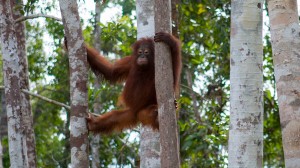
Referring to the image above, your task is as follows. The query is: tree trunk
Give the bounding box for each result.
[0,140,2,168]
[0,0,27,167]
[10,1,37,167]
[0,90,5,168]
[154,0,180,167]
[171,0,180,38]
[268,0,300,167]
[185,69,201,123]
[0,89,4,168]
[90,131,100,168]
[0,90,7,139]
[93,1,102,52]
[90,1,102,168]
[136,0,161,167]
[59,0,89,167]
[228,0,263,167]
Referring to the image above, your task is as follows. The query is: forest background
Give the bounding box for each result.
[0,0,297,167]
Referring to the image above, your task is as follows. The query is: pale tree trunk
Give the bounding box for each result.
[136,1,161,168]
[59,0,89,167]
[154,0,180,167]
[90,82,101,168]
[171,0,180,38]
[0,91,7,142]
[0,0,27,167]
[93,1,102,53]
[0,140,2,168]
[268,0,300,167]
[90,1,102,168]
[185,69,201,123]
[0,91,5,168]
[229,0,263,167]
[10,1,37,167]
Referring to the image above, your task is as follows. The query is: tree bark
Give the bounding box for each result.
[10,1,37,167]
[0,0,27,167]
[154,0,180,167]
[136,0,161,167]
[0,90,6,168]
[185,69,201,123]
[59,0,89,167]
[90,1,102,168]
[268,0,300,167]
[93,0,102,52]
[0,140,2,168]
[171,0,180,38]
[0,90,7,139]
[229,0,263,167]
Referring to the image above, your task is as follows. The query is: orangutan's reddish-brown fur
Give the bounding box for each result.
[86,32,181,134]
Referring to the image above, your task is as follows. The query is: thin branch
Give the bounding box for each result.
[0,86,100,116]
[21,89,70,110]
[14,14,62,23]
[180,83,203,99]
[0,86,69,109]
[117,136,138,166]
[180,83,198,94]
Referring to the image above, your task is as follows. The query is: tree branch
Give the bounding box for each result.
[14,14,62,23]
[0,86,69,109]
[21,89,70,110]
[0,86,101,116]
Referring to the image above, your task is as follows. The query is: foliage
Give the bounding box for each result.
[263,34,284,167]
[26,22,47,81]
[178,0,230,167]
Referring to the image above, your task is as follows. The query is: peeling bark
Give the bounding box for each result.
[268,0,300,167]
[59,0,89,167]
[154,0,180,167]
[136,0,161,167]
[229,0,263,167]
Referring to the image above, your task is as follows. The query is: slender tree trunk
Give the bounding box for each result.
[185,69,201,123]
[0,90,7,140]
[10,1,37,167]
[229,0,263,167]
[268,0,300,167]
[0,0,27,167]
[171,0,180,38]
[90,123,100,168]
[136,1,161,167]
[59,0,89,167]
[0,140,2,168]
[0,92,2,168]
[90,1,102,168]
[154,0,180,167]
[0,90,5,168]
[0,90,6,168]
[93,1,102,52]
